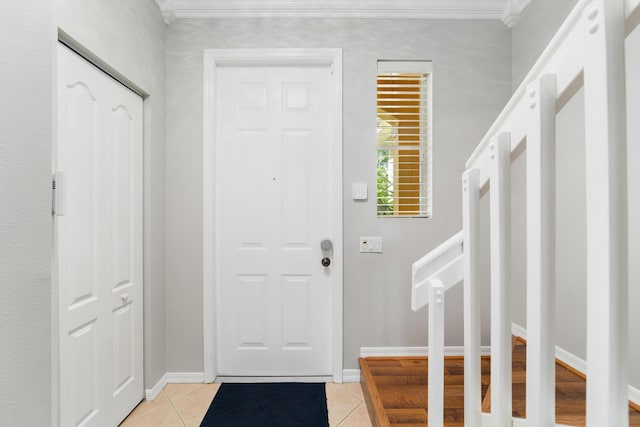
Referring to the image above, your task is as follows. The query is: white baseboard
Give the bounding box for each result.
[555,347,587,375]
[166,372,205,383]
[342,369,361,383]
[630,385,640,407]
[511,322,527,340]
[145,373,168,401]
[360,346,491,358]
[144,372,205,401]
[511,323,640,407]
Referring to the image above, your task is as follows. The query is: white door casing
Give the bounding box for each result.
[203,49,343,381]
[56,43,143,426]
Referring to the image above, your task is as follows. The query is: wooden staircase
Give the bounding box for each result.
[359,337,640,427]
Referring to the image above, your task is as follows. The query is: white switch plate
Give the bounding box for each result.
[360,236,382,253]
[352,183,368,200]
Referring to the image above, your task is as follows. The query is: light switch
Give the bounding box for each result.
[352,183,368,200]
[360,236,382,253]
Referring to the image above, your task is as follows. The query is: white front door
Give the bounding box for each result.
[56,43,143,426]
[214,62,338,376]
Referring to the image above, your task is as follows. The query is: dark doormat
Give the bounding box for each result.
[200,382,329,426]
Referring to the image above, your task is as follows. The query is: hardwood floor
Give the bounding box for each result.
[359,338,640,426]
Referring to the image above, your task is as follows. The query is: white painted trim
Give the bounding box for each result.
[555,347,587,375]
[502,0,533,27]
[216,376,332,383]
[630,385,640,407]
[203,48,344,383]
[511,322,527,339]
[360,346,491,358]
[154,0,529,25]
[342,369,361,383]
[628,0,640,19]
[144,373,168,401]
[166,372,205,383]
[144,372,205,402]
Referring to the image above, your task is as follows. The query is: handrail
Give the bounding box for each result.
[411,230,463,311]
[410,230,464,426]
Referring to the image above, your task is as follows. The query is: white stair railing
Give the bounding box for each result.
[411,230,464,426]
[412,0,637,425]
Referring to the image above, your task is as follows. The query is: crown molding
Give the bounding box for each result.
[155,0,533,26]
[502,0,533,27]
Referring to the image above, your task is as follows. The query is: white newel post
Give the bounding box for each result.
[428,279,445,426]
[525,74,557,426]
[463,168,482,426]
[583,0,629,425]
[489,133,512,427]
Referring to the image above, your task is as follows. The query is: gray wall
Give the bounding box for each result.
[511,0,579,90]
[164,18,511,371]
[0,2,54,425]
[57,0,168,388]
[554,89,587,359]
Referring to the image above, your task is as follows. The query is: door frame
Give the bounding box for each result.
[202,48,343,383]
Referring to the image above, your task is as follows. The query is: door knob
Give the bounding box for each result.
[321,257,331,267]
[321,239,333,251]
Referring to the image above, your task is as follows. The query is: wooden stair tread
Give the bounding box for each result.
[360,337,640,426]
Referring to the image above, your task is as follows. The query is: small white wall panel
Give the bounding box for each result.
[281,275,311,348]
[282,130,310,246]
[284,84,310,111]
[112,303,134,394]
[113,107,132,288]
[238,130,269,247]
[236,275,268,348]
[69,320,101,426]
[67,85,97,307]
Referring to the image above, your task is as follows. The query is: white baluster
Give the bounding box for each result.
[525,74,557,426]
[489,133,512,427]
[428,279,445,426]
[583,0,629,425]
[463,168,482,427]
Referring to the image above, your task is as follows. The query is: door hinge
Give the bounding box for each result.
[52,170,66,216]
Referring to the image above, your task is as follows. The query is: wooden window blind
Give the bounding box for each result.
[376,61,432,217]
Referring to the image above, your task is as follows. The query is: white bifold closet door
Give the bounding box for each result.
[55,43,143,427]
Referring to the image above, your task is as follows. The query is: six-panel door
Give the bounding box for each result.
[216,65,334,376]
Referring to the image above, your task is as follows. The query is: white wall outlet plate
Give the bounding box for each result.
[360,236,382,253]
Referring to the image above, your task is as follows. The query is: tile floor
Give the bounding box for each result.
[120,382,372,427]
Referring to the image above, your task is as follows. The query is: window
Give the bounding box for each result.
[376,61,432,217]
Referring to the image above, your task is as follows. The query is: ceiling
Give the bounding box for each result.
[154,0,532,27]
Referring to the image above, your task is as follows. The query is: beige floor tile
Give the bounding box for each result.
[126,390,171,418]
[164,383,206,402]
[172,383,221,427]
[119,398,185,427]
[336,402,372,427]
[326,383,362,426]
[340,383,364,401]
